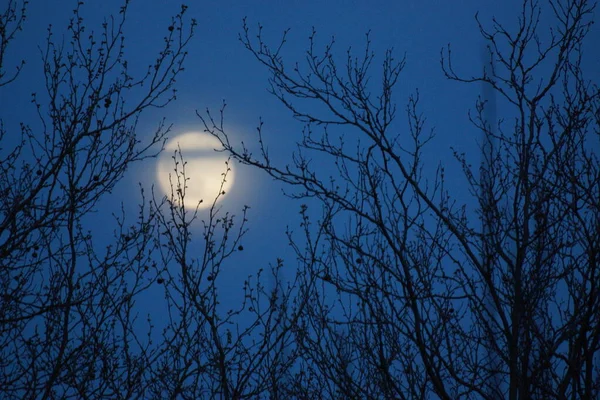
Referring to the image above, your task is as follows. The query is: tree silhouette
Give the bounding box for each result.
[202,0,600,398]
[0,2,298,398]
[3,0,599,398]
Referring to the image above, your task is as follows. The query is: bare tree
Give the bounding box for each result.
[145,146,306,399]
[4,0,599,398]
[202,0,600,398]
[1,2,307,398]
[0,1,196,397]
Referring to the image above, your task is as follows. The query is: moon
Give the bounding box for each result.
[156,132,233,209]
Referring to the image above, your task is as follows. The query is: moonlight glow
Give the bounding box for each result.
[156,132,233,209]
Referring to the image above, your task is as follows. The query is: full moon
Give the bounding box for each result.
[156,132,234,209]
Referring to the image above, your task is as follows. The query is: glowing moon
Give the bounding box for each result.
[156,132,233,209]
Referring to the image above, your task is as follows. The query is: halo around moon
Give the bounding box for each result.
[156,132,233,209]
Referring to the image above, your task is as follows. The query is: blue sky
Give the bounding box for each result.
[3,0,599,326]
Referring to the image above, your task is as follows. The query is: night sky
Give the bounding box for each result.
[3,0,599,331]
